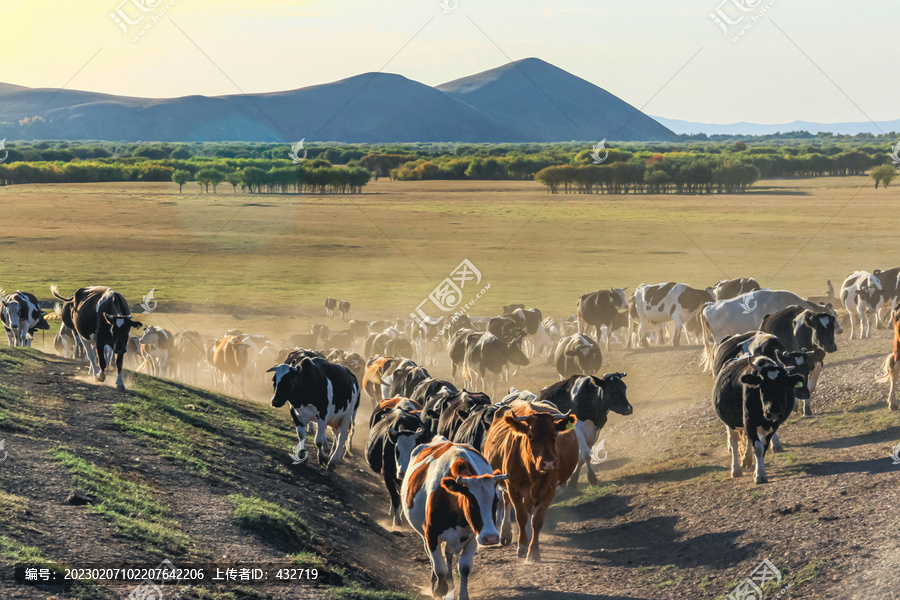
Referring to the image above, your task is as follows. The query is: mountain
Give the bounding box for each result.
[0,60,675,143]
[437,58,677,142]
[654,115,900,137]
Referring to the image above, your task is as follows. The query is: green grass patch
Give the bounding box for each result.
[52,449,192,554]
[791,558,830,588]
[0,534,109,600]
[112,374,295,480]
[329,587,416,600]
[228,494,309,551]
[552,483,616,508]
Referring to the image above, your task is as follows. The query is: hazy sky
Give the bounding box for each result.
[0,0,896,125]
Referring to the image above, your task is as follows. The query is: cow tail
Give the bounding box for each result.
[50,284,73,302]
[876,354,896,382]
[699,310,713,373]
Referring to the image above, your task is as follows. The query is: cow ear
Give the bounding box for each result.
[457,410,470,421]
[388,428,398,441]
[130,320,143,329]
[503,414,530,434]
[441,476,468,495]
[788,374,805,389]
[740,374,762,388]
[266,365,278,373]
[103,314,113,324]
[555,415,576,431]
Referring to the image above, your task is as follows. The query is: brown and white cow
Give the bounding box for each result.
[211,335,251,396]
[483,403,575,562]
[51,285,142,391]
[876,306,900,412]
[401,438,507,600]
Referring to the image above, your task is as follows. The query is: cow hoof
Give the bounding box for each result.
[731,469,742,478]
[890,403,899,413]
[516,545,527,559]
[116,384,126,392]
[755,477,768,485]
[96,372,106,383]
[771,445,784,453]
[500,536,512,547]
[526,553,541,564]
[803,404,812,417]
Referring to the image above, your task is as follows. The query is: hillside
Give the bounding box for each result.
[0,59,673,143]
[0,347,415,600]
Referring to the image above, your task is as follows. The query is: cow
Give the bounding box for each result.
[502,303,525,314]
[1,290,50,347]
[338,299,351,321]
[365,329,414,359]
[172,330,205,385]
[713,356,803,484]
[370,396,423,427]
[211,335,251,396]
[50,285,142,391]
[487,316,524,344]
[401,438,507,600]
[537,373,632,488]
[435,390,492,441]
[54,321,81,359]
[410,377,459,410]
[483,404,575,562]
[324,297,337,319]
[462,332,529,397]
[323,349,365,385]
[759,305,838,414]
[576,288,629,348]
[137,325,174,377]
[366,407,427,529]
[363,356,418,409]
[712,277,761,301]
[701,290,839,363]
[634,282,713,347]
[876,306,900,412]
[452,403,504,451]
[505,308,551,357]
[268,357,360,468]
[552,334,603,379]
[841,271,886,339]
[707,332,788,376]
[388,362,431,399]
[873,268,900,327]
[448,328,480,384]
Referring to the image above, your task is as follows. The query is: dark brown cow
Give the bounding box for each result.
[876,306,900,412]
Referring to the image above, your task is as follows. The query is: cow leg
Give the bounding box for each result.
[424,536,450,599]
[442,543,456,596]
[510,495,533,559]
[289,409,309,463]
[567,461,583,490]
[890,361,900,412]
[81,337,102,381]
[671,317,683,347]
[457,537,476,600]
[769,432,783,453]
[387,477,404,530]
[727,427,742,478]
[752,434,768,484]
[328,420,351,468]
[584,461,598,486]
[861,304,871,339]
[315,418,329,467]
[499,492,513,546]
[115,353,126,392]
[526,503,549,563]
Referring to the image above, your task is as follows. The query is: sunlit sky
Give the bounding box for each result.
[0,0,896,125]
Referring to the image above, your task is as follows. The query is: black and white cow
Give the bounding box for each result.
[137,325,174,377]
[714,356,802,483]
[576,288,629,348]
[268,357,360,468]
[841,271,886,339]
[712,277,761,301]
[435,390,492,441]
[388,362,431,399]
[463,332,530,397]
[505,308,551,357]
[366,407,427,529]
[339,299,351,321]
[634,282,713,347]
[873,267,900,327]
[536,373,632,489]
[759,305,838,414]
[552,334,603,379]
[448,328,480,384]
[452,402,504,452]
[0,290,49,347]
[51,285,142,391]
[324,297,337,319]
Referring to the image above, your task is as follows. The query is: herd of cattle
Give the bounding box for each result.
[2,270,900,600]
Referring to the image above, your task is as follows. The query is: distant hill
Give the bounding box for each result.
[654,115,900,137]
[438,58,677,142]
[0,59,675,143]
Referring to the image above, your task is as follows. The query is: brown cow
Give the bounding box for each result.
[876,306,900,411]
[369,396,423,427]
[362,356,416,409]
[483,401,575,562]
[211,335,250,397]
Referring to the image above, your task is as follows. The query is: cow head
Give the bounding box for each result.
[503,411,574,472]
[816,302,843,334]
[103,314,143,353]
[388,426,425,479]
[775,349,815,399]
[739,358,803,423]
[0,295,21,331]
[440,458,508,546]
[611,287,629,311]
[565,337,601,372]
[594,373,633,415]
[801,311,838,353]
[268,361,304,408]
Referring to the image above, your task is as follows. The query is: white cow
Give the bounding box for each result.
[840,271,885,339]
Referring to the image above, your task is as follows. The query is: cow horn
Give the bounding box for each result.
[552,410,572,419]
[514,415,530,422]
[415,427,424,436]
[455,476,468,485]
[266,366,277,373]
[748,357,763,372]
[493,473,509,481]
